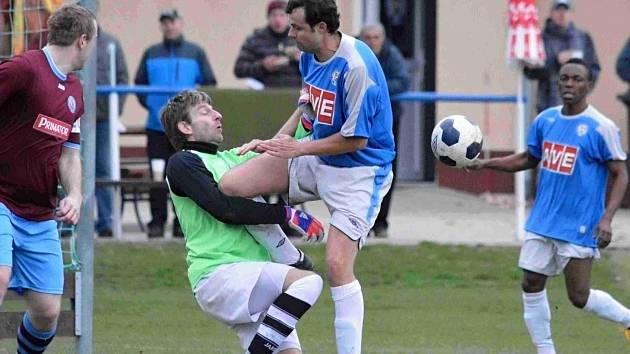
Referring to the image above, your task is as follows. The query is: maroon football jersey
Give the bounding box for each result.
[0,48,83,221]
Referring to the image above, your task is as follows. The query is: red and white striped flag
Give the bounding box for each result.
[507,0,545,66]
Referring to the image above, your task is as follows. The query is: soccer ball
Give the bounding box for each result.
[431,115,483,168]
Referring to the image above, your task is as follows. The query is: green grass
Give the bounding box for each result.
[1,242,628,353]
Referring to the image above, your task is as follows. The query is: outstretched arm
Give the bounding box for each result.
[259,132,366,159]
[468,151,539,173]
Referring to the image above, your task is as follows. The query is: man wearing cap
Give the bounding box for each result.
[234,0,301,88]
[524,0,600,113]
[135,8,217,238]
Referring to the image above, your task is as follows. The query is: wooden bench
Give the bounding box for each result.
[96,178,168,232]
[0,272,78,338]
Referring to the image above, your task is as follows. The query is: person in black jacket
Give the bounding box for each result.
[616,36,630,114]
[135,8,217,238]
[233,0,301,88]
[360,23,410,238]
[523,0,600,113]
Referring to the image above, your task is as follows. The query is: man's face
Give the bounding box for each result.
[558,63,591,105]
[160,18,183,40]
[288,7,321,53]
[188,103,223,145]
[550,6,571,29]
[268,8,288,33]
[76,20,98,70]
[361,29,384,55]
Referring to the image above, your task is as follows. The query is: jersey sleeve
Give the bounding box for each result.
[339,65,378,138]
[527,115,544,159]
[62,119,81,150]
[595,122,627,162]
[0,55,33,108]
[166,151,287,225]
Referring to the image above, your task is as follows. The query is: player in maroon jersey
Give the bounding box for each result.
[0,5,96,353]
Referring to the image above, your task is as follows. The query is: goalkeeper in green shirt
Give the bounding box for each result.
[161,90,324,353]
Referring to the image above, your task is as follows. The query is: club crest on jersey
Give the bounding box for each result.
[577,124,588,136]
[331,70,340,86]
[33,114,71,140]
[67,96,76,114]
[305,84,335,125]
[542,141,578,175]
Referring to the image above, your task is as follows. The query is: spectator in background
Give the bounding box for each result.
[95,27,128,237]
[234,0,301,88]
[524,0,600,113]
[135,8,217,238]
[360,23,409,238]
[616,35,630,116]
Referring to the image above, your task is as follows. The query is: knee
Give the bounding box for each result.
[521,279,545,293]
[29,306,60,329]
[521,271,546,293]
[568,289,590,309]
[218,178,240,197]
[304,272,324,294]
[326,256,351,282]
[295,272,324,303]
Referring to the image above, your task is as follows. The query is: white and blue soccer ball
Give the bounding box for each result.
[431,115,483,168]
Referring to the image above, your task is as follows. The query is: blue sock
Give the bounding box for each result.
[17,313,55,354]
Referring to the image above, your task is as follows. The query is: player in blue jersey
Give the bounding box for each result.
[470,58,630,352]
[219,1,394,352]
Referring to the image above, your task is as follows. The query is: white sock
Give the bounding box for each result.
[330,280,363,354]
[248,275,322,354]
[584,289,630,328]
[523,290,555,354]
[245,196,300,265]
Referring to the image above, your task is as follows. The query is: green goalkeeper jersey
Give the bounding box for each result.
[167,144,276,291]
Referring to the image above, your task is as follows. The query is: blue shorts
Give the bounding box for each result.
[0,202,64,295]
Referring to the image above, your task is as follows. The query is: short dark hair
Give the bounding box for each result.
[563,58,593,81]
[286,0,339,34]
[47,4,96,46]
[160,90,213,150]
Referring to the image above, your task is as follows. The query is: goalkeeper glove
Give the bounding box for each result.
[285,206,325,242]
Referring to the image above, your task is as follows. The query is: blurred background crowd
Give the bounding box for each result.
[1,0,629,239]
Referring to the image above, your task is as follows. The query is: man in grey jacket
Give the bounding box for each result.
[95,28,128,237]
[524,0,600,113]
[360,23,409,238]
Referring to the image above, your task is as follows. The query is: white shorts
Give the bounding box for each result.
[288,154,393,248]
[194,262,300,351]
[518,232,600,276]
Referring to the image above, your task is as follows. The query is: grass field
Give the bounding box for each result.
[1,242,628,353]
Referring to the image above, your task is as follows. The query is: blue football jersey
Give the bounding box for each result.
[525,105,627,247]
[299,33,395,167]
